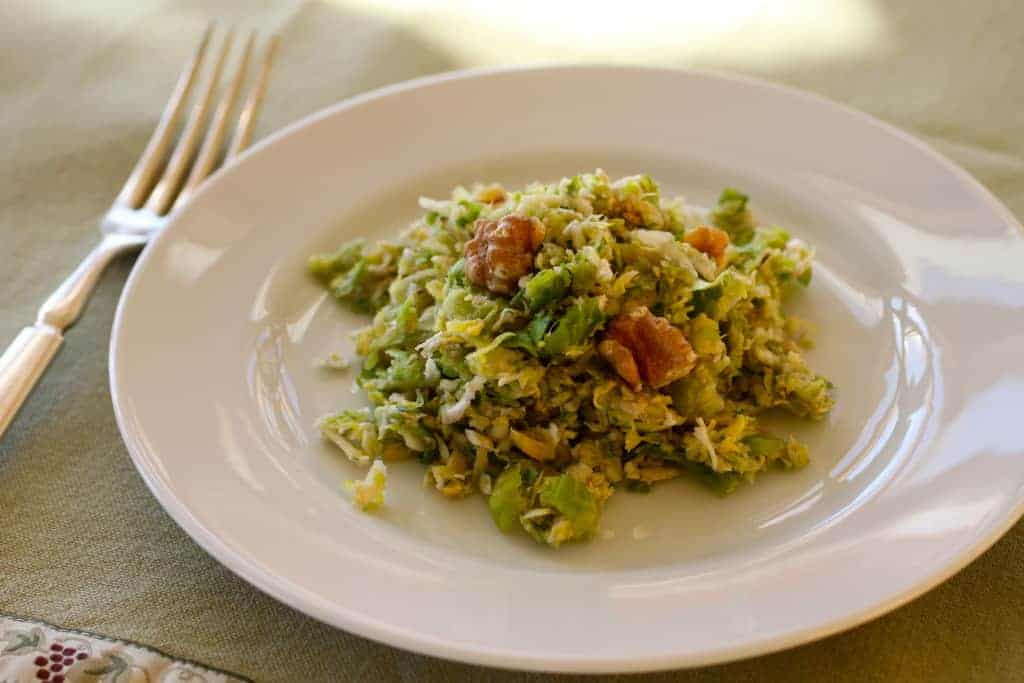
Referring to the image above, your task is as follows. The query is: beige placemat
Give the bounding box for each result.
[1,1,1021,681]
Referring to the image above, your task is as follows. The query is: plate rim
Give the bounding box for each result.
[109,63,1024,673]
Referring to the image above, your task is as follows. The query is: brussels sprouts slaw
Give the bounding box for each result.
[311,170,834,547]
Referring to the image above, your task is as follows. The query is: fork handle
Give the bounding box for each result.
[0,232,144,439]
[0,325,63,436]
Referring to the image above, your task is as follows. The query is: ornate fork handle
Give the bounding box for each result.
[0,232,145,437]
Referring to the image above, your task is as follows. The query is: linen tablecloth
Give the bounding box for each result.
[2,1,1022,680]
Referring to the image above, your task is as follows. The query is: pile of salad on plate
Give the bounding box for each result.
[310,170,834,547]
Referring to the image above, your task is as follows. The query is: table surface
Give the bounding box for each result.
[2,1,1022,681]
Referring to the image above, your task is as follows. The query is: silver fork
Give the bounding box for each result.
[0,26,278,439]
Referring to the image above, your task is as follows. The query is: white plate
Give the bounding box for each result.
[110,66,1024,673]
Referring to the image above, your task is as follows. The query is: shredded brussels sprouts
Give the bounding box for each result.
[311,170,834,547]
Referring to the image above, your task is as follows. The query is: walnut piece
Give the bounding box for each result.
[465,214,544,295]
[684,225,731,266]
[598,339,642,391]
[604,307,697,389]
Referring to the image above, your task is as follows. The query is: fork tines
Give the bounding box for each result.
[116,25,279,216]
